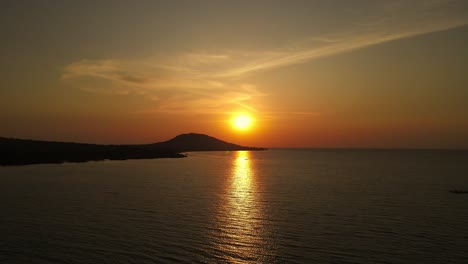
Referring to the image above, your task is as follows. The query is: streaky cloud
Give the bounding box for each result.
[62,0,467,115]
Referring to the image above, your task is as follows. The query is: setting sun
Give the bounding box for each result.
[232,114,253,131]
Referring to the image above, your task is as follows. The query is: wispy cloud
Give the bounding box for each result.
[62,58,267,114]
[208,1,468,77]
[62,0,467,115]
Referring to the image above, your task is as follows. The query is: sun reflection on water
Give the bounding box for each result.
[214,151,272,263]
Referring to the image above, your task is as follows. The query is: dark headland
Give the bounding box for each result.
[0,133,266,166]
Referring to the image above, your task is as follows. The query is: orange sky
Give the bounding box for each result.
[1,1,468,148]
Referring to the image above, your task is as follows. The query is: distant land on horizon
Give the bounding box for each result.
[0,133,266,166]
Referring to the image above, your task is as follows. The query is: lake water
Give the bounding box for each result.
[1,150,468,263]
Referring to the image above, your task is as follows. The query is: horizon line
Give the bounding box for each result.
[1,135,467,151]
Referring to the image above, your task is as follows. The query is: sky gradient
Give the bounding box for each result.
[1,0,468,148]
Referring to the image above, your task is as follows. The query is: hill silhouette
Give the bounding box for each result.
[152,133,264,152]
[0,133,265,166]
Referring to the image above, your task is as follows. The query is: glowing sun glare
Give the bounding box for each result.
[232,114,253,130]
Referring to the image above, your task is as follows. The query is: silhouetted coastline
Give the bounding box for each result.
[449,190,468,194]
[0,133,266,166]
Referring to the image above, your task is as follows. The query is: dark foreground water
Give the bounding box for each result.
[1,150,468,263]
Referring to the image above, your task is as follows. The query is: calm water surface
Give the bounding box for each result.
[1,150,468,263]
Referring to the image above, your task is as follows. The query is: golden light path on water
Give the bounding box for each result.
[214,151,273,263]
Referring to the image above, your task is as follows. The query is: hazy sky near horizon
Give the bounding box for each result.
[1,0,468,148]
